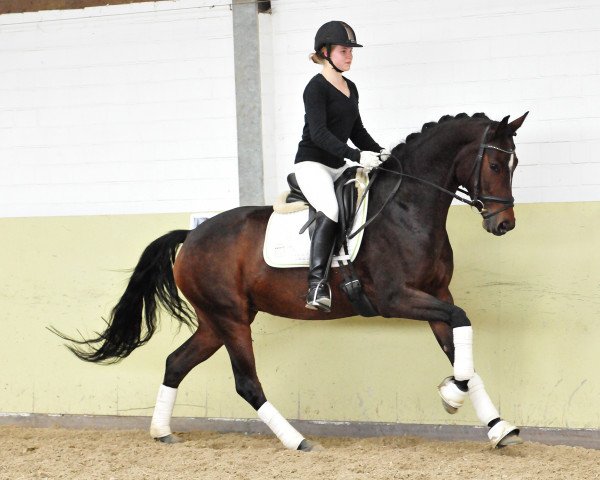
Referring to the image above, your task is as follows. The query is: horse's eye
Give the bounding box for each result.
[490,163,500,173]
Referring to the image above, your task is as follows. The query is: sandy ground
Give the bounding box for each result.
[1,426,600,480]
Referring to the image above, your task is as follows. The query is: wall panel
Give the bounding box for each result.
[0,0,238,217]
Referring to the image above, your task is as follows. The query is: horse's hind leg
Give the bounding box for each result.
[151,322,223,443]
[428,320,522,448]
[218,317,318,451]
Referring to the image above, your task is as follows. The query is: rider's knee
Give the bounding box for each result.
[321,205,338,223]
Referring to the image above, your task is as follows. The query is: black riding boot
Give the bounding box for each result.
[306,212,337,312]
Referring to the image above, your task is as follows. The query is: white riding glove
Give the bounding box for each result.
[359,151,382,172]
[379,148,391,162]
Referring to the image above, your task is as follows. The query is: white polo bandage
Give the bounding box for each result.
[257,401,304,450]
[468,373,500,425]
[150,384,177,438]
[488,420,518,447]
[438,376,467,409]
[453,326,474,381]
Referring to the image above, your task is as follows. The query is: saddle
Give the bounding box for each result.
[283,168,378,317]
[285,167,362,245]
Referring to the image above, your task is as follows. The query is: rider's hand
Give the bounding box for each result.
[359,151,382,172]
[379,148,391,162]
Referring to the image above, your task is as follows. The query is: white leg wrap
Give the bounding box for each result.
[257,401,304,450]
[453,326,474,381]
[468,373,500,425]
[438,376,467,410]
[488,420,519,447]
[150,385,177,438]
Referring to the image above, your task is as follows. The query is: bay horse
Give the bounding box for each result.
[53,112,528,450]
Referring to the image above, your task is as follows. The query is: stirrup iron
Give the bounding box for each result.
[305,280,331,312]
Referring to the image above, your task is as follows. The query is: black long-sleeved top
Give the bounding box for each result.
[295,74,382,169]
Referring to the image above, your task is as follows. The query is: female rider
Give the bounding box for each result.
[294,20,389,312]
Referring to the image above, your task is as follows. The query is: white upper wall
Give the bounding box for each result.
[1,0,599,218]
[267,0,600,204]
[0,0,238,217]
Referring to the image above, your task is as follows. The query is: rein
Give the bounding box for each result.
[348,124,516,239]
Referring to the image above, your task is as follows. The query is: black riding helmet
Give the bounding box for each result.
[314,21,362,73]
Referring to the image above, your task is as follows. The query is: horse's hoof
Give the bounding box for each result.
[437,376,466,414]
[297,439,324,452]
[488,420,521,448]
[440,398,459,414]
[155,433,183,444]
[496,432,523,448]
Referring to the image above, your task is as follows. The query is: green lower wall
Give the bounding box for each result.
[1,203,599,429]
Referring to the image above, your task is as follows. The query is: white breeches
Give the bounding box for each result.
[294,161,350,222]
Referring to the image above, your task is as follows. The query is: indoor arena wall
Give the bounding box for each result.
[1,0,599,434]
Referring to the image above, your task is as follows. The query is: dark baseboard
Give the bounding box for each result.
[1,413,598,449]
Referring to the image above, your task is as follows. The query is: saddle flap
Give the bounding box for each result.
[264,170,370,269]
[285,167,363,238]
[286,173,306,204]
[334,167,360,238]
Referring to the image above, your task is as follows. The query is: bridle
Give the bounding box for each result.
[347,123,516,239]
[466,124,516,219]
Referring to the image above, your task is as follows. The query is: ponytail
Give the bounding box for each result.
[309,52,322,64]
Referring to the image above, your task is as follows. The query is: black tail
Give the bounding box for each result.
[49,230,195,364]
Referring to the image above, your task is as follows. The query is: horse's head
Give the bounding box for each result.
[457,112,528,236]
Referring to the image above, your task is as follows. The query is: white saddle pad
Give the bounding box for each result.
[263,182,370,269]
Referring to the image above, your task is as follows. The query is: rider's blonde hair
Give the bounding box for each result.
[309,49,326,65]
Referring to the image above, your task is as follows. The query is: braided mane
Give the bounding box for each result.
[391,112,490,158]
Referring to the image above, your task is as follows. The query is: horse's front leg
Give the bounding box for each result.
[429,319,522,448]
[380,288,521,447]
[380,288,475,390]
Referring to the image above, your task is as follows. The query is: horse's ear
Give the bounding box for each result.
[508,111,529,136]
[492,115,511,139]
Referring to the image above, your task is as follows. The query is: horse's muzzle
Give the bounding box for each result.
[483,216,516,236]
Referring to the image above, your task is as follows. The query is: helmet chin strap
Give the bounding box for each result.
[323,45,343,73]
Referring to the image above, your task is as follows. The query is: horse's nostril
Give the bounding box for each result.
[498,220,514,233]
